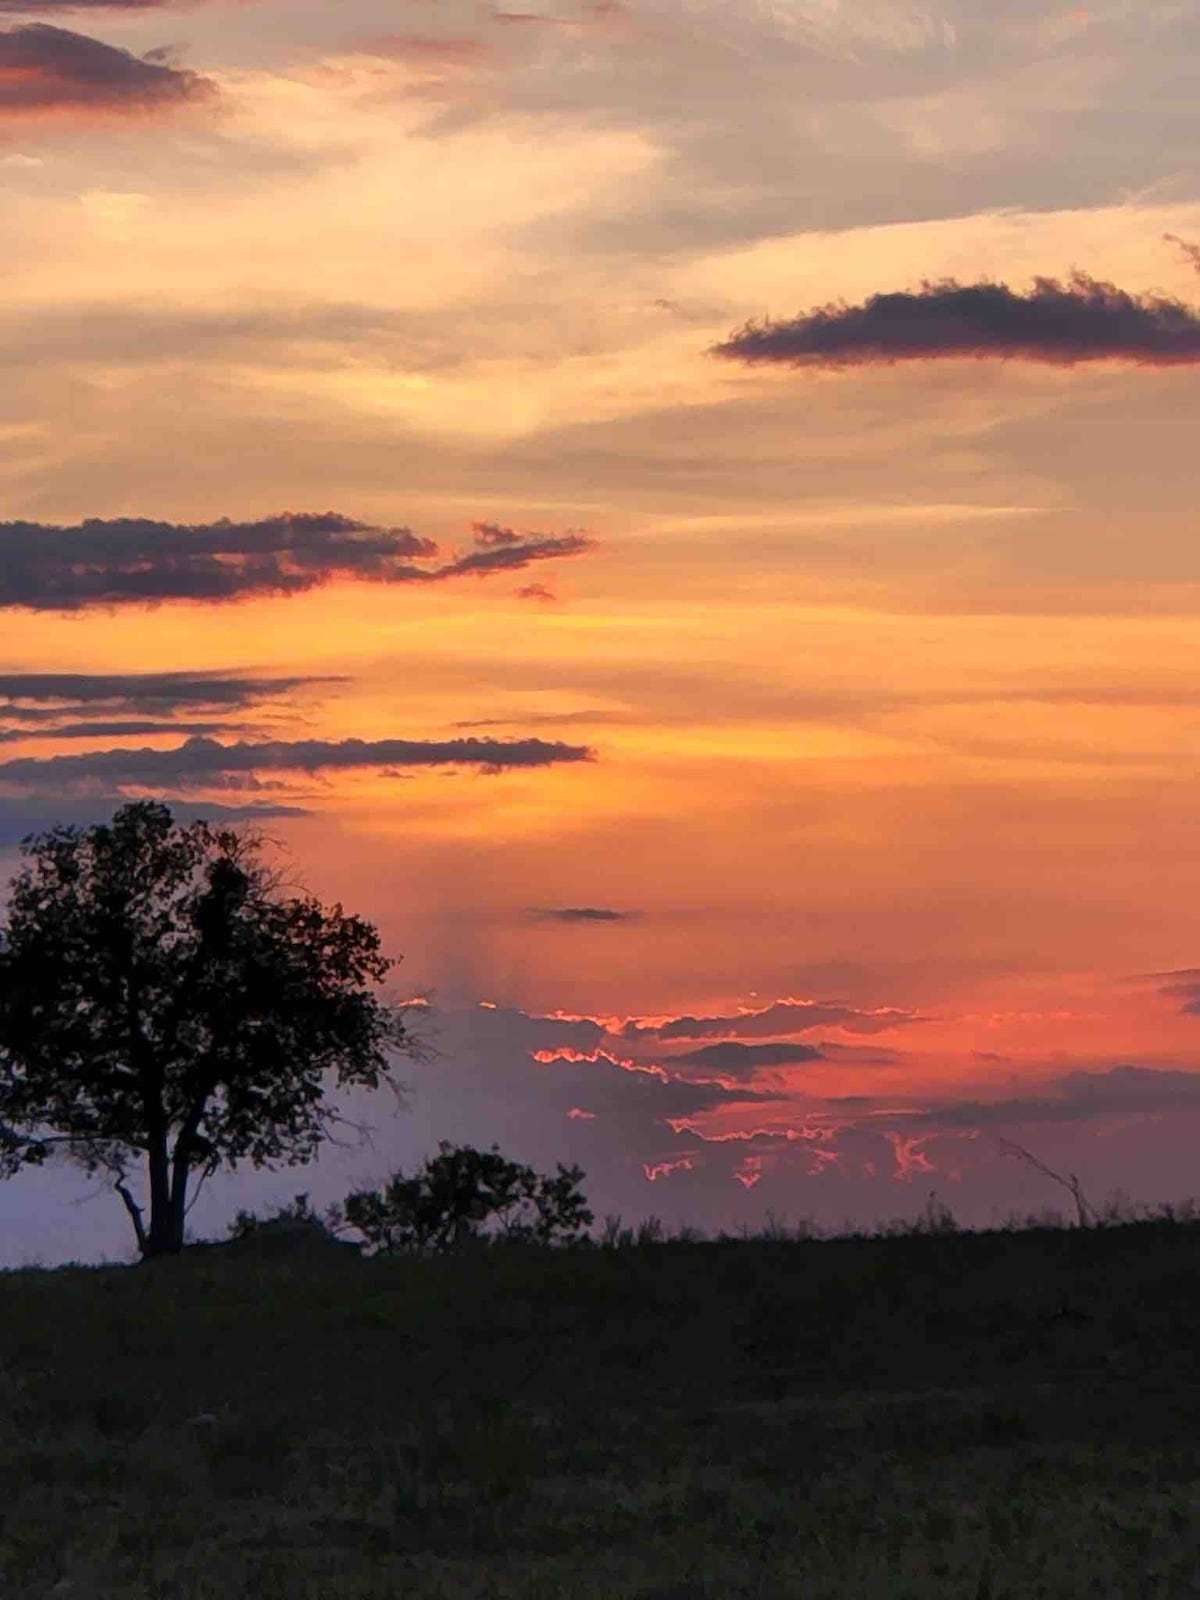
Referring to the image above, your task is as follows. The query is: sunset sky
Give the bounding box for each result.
[4,0,1200,1265]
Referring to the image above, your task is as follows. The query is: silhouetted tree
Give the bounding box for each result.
[0,802,414,1260]
[335,1141,593,1255]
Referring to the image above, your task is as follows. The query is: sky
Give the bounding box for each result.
[3,0,1200,1265]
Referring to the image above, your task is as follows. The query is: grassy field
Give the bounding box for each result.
[1,1211,1199,1598]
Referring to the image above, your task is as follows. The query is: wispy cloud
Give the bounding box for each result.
[0,794,307,849]
[0,719,232,744]
[622,998,925,1040]
[666,1041,824,1075]
[1149,970,1200,1016]
[1164,234,1200,275]
[0,733,594,787]
[714,273,1200,369]
[0,0,232,8]
[0,512,594,610]
[0,24,213,118]
[912,1065,1200,1130]
[0,670,339,718]
[527,906,637,923]
[0,670,340,747]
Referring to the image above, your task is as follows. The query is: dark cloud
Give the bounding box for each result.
[0,733,592,787]
[916,1065,1200,1131]
[1155,974,1200,1015]
[0,512,593,611]
[713,273,1200,369]
[0,719,231,744]
[0,794,307,850]
[1165,234,1200,276]
[462,1003,607,1055]
[0,671,338,746]
[471,520,523,546]
[666,1041,824,1075]
[456,709,632,729]
[439,531,593,581]
[448,1003,776,1127]
[0,24,213,117]
[527,906,636,923]
[623,998,924,1041]
[1164,994,1200,1012]
[0,670,340,714]
[543,1051,772,1122]
[516,584,556,602]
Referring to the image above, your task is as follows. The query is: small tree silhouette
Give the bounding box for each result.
[0,802,417,1259]
[334,1141,593,1255]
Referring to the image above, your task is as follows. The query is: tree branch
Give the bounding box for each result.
[997,1136,1095,1227]
[114,1179,148,1256]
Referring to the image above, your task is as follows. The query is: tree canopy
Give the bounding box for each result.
[0,801,413,1258]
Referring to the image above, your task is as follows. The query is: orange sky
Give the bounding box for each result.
[3,0,1200,1263]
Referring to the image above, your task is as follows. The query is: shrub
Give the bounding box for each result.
[333,1143,593,1256]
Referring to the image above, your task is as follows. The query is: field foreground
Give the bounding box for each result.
[0,1221,1199,1598]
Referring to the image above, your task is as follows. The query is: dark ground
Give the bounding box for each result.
[0,1216,1198,1597]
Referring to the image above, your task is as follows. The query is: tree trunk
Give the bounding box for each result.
[165,1135,193,1254]
[144,1133,182,1256]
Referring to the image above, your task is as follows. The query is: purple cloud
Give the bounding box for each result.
[623,998,925,1040]
[0,512,594,610]
[0,24,212,116]
[0,733,593,787]
[527,906,636,923]
[665,1041,824,1075]
[713,273,1200,369]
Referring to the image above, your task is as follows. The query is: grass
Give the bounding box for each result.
[1,1206,1199,1597]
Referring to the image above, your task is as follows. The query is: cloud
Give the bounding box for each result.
[0,0,233,8]
[1147,970,1200,1015]
[0,733,592,788]
[344,33,494,68]
[0,512,594,611]
[622,998,925,1040]
[665,1041,824,1075]
[516,584,556,602]
[713,273,1200,369]
[445,1003,769,1123]
[0,24,213,118]
[0,668,340,713]
[527,906,636,923]
[530,1047,775,1120]
[1165,234,1200,276]
[0,671,340,747]
[436,529,593,581]
[0,669,340,716]
[915,1065,1200,1131]
[471,520,523,546]
[0,719,233,744]
[0,794,308,849]
[465,1003,607,1054]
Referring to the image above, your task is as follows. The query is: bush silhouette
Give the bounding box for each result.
[334,1141,594,1255]
[180,1192,364,1259]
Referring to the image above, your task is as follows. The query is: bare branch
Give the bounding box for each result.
[114,1179,148,1256]
[997,1136,1096,1227]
